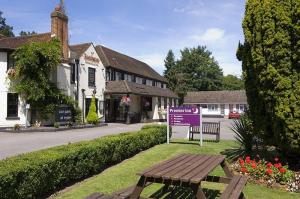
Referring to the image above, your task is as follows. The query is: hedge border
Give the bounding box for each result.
[0,124,167,199]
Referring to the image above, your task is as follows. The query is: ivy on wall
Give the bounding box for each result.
[9,39,80,121]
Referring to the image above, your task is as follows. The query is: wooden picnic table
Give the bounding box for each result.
[129,154,247,199]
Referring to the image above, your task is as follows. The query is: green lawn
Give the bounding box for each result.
[51,140,299,199]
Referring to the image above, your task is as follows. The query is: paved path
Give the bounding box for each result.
[0,118,235,160]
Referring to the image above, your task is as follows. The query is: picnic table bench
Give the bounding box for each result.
[189,122,220,142]
[86,154,248,199]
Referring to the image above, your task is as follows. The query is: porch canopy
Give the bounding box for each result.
[105,80,178,98]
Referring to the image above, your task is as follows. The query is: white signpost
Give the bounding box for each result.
[167,106,203,146]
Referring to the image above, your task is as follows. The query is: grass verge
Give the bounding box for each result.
[52,140,299,199]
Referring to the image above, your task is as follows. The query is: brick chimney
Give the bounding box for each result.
[51,3,69,60]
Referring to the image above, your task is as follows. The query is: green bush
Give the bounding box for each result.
[231,111,254,154]
[86,95,99,125]
[0,125,167,199]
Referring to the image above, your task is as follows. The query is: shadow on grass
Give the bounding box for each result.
[170,139,220,146]
[150,186,220,199]
[220,148,245,162]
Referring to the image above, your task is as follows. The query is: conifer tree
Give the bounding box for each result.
[86,95,99,125]
[238,0,300,154]
[163,50,177,90]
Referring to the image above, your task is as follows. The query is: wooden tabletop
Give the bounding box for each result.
[138,154,225,184]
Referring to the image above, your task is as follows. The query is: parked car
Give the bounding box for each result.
[229,111,241,119]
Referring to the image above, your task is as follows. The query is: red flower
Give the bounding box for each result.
[239,158,244,164]
[279,168,286,173]
[241,167,248,173]
[266,162,273,168]
[245,158,251,164]
[266,169,273,175]
[274,163,282,169]
[251,163,257,169]
[274,157,279,162]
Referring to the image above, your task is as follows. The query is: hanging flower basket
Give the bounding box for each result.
[120,96,131,107]
[7,68,16,78]
[158,108,167,115]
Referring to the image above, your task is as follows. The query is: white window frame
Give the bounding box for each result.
[208,104,218,112]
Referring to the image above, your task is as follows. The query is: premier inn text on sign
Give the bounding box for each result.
[169,107,200,126]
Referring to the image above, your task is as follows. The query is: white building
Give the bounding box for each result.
[0,4,105,127]
[184,90,248,117]
[0,3,177,127]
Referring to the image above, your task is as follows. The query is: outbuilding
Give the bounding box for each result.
[184,90,248,118]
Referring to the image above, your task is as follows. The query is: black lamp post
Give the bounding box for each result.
[81,89,85,123]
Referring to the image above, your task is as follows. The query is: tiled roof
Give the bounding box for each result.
[69,43,92,59]
[95,45,167,83]
[184,90,247,104]
[106,81,178,98]
[0,34,7,39]
[0,33,52,50]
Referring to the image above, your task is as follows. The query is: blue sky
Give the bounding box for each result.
[0,0,245,76]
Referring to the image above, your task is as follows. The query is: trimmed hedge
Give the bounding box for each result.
[0,125,167,199]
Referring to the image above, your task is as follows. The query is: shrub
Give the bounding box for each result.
[231,111,254,154]
[13,124,21,131]
[53,122,59,128]
[86,95,99,125]
[0,125,167,199]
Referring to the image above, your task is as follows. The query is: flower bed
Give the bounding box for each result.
[232,156,300,193]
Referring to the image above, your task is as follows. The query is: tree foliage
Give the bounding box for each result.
[0,11,14,37]
[238,0,300,154]
[163,50,177,90]
[86,95,99,125]
[19,31,37,37]
[163,46,224,103]
[222,75,244,90]
[9,39,78,118]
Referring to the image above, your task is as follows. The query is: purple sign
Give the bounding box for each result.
[169,107,201,126]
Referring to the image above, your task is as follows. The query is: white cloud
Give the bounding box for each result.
[173,0,205,16]
[136,53,165,75]
[192,28,225,43]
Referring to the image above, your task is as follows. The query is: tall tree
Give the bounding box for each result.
[0,11,14,37]
[222,75,244,90]
[19,31,37,36]
[163,50,177,90]
[177,46,223,91]
[238,0,300,154]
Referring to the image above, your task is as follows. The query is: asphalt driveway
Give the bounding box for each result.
[0,118,236,160]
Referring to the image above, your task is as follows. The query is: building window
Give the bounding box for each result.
[7,93,18,118]
[237,104,247,112]
[146,79,152,86]
[116,71,122,81]
[7,52,15,70]
[156,81,161,88]
[136,77,143,84]
[208,104,218,111]
[152,81,155,86]
[88,67,96,87]
[200,104,208,108]
[158,97,161,108]
[106,70,111,81]
[124,74,133,82]
[142,78,146,85]
[70,63,76,84]
[99,101,104,115]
